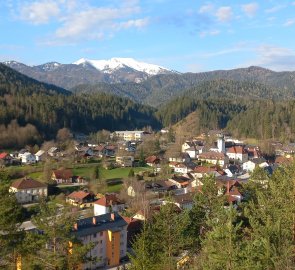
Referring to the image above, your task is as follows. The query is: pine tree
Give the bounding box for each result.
[199,205,243,270]
[0,176,24,269]
[243,165,295,269]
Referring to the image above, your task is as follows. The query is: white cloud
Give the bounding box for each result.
[249,45,295,71]
[117,18,149,30]
[283,18,295,27]
[199,4,214,14]
[265,5,286,14]
[242,3,259,18]
[199,29,220,38]
[54,5,146,41]
[17,0,148,43]
[20,1,60,24]
[215,6,233,22]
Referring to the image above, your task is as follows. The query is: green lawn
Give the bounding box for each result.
[106,183,123,193]
[100,167,150,180]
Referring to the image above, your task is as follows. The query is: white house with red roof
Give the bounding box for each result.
[226,146,248,163]
[0,152,12,166]
[198,152,229,166]
[10,178,47,203]
[94,193,125,216]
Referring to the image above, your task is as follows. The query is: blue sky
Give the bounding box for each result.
[1,0,295,72]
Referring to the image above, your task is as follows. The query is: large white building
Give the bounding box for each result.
[112,130,147,141]
[72,213,128,269]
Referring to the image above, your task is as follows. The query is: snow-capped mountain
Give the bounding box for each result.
[36,62,61,72]
[3,57,176,89]
[73,57,172,75]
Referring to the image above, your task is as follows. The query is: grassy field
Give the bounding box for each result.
[6,160,153,194]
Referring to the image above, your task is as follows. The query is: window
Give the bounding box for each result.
[100,231,103,236]
[93,233,97,238]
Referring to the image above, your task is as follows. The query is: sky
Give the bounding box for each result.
[1,0,295,72]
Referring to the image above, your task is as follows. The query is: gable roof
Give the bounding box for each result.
[11,178,47,189]
[67,191,91,200]
[53,169,73,179]
[35,150,45,156]
[94,193,124,207]
[227,146,247,154]
[145,155,159,164]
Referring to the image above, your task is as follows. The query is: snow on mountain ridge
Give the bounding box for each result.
[73,57,171,75]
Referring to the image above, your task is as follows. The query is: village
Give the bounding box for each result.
[1,128,294,270]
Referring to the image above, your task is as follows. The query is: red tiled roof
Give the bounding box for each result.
[67,191,90,200]
[227,146,247,154]
[94,193,123,207]
[194,166,216,173]
[94,145,105,151]
[0,152,9,159]
[53,169,73,179]
[145,155,159,164]
[11,178,47,189]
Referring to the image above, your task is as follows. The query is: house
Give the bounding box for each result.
[198,151,229,166]
[169,153,191,163]
[0,152,13,166]
[168,175,191,191]
[72,213,128,269]
[112,130,147,141]
[48,147,59,157]
[145,155,160,167]
[182,140,204,159]
[10,178,47,203]
[246,145,262,159]
[75,146,94,157]
[21,152,36,164]
[174,163,193,174]
[105,145,116,157]
[66,191,96,208]
[226,146,248,163]
[122,216,143,247]
[18,149,29,159]
[93,145,106,157]
[184,145,204,159]
[216,180,243,204]
[171,193,194,210]
[35,150,45,162]
[116,155,134,167]
[51,169,73,184]
[145,180,177,193]
[127,181,145,197]
[94,193,125,216]
[132,210,147,221]
[242,158,268,172]
[192,166,224,179]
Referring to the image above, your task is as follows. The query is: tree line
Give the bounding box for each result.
[129,164,295,270]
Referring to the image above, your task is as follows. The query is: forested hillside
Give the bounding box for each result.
[73,73,295,106]
[158,94,295,142]
[6,61,295,107]
[0,64,160,147]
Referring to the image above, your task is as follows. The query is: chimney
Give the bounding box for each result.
[111,213,115,221]
[227,181,230,194]
[73,223,78,231]
[93,217,96,225]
